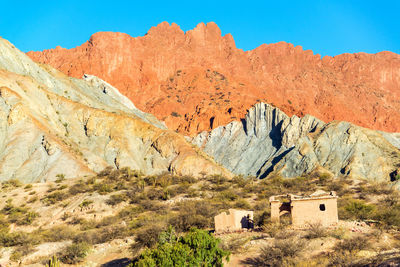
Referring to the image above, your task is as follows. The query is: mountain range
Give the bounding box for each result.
[0,22,399,183]
[28,22,400,136]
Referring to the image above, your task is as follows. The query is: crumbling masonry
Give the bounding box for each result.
[269,190,338,227]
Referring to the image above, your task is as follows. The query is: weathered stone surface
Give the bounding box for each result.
[28,22,400,136]
[193,103,400,182]
[0,37,231,182]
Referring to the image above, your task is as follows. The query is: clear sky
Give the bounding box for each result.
[0,0,399,56]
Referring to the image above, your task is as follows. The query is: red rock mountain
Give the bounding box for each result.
[27,22,400,136]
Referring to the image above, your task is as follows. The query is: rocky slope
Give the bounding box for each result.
[28,22,400,136]
[0,37,230,183]
[192,103,400,182]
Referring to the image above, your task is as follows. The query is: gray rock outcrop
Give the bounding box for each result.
[193,103,400,182]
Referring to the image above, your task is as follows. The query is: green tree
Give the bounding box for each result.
[135,227,230,267]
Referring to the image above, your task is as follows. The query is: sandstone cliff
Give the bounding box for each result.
[0,37,230,182]
[192,103,400,182]
[28,22,400,136]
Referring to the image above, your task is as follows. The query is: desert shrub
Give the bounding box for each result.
[254,210,270,227]
[317,173,332,185]
[253,201,269,211]
[1,179,22,189]
[118,206,143,220]
[211,182,231,192]
[0,231,35,247]
[79,219,97,231]
[329,227,347,240]
[274,229,298,240]
[358,182,395,196]
[257,237,306,267]
[134,227,229,266]
[55,174,65,183]
[0,215,9,230]
[374,206,400,227]
[1,200,39,225]
[169,212,209,233]
[262,223,282,238]
[10,244,34,261]
[304,222,328,239]
[137,200,165,212]
[42,191,68,205]
[79,199,93,209]
[93,182,114,195]
[234,198,251,210]
[327,179,349,196]
[132,224,165,252]
[68,180,92,195]
[232,175,247,187]
[220,235,249,253]
[14,211,38,225]
[38,225,77,242]
[175,182,192,195]
[127,192,147,204]
[97,166,114,178]
[217,189,238,201]
[27,196,38,203]
[169,201,215,232]
[207,175,228,185]
[184,187,199,198]
[75,225,127,245]
[328,235,370,266]
[174,175,196,185]
[339,198,375,220]
[24,184,33,190]
[96,216,118,228]
[146,188,164,200]
[59,242,90,264]
[334,235,370,253]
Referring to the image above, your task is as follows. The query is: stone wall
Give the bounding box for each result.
[291,197,338,227]
[214,209,253,233]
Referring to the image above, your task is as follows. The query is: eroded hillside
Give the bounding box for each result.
[0,37,230,182]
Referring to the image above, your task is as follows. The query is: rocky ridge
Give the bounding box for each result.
[0,37,230,183]
[28,22,400,136]
[193,103,400,182]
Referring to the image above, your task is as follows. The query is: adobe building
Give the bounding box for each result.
[214,209,254,233]
[269,190,338,227]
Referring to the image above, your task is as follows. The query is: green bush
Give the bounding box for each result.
[339,199,375,220]
[135,227,230,266]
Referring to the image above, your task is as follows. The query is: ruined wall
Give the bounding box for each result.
[291,198,338,227]
[214,209,253,233]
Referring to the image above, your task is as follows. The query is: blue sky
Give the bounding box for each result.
[0,0,399,56]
